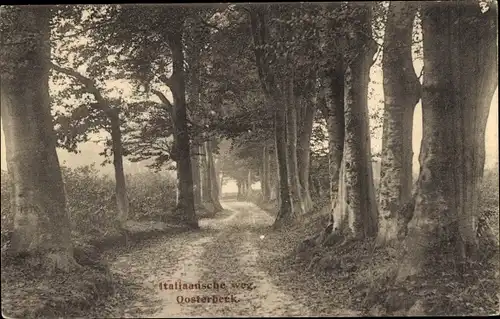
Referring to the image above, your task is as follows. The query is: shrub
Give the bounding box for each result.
[127,170,177,221]
[62,165,117,241]
[0,165,178,249]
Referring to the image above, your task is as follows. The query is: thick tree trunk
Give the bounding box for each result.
[0,7,77,271]
[396,2,498,281]
[167,23,198,229]
[320,64,345,228]
[341,6,378,239]
[286,77,305,215]
[249,8,293,224]
[377,2,420,246]
[109,111,129,225]
[191,144,202,207]
[273,98,294,227]
[297,96,315,212]
[333,158,349,233]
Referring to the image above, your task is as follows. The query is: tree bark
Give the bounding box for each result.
[273,100,294,227]
[201,141,212,202]
[207,140,223,211]
[396,2,498,281]
[167,21,198,229]
[297,95,315,213]
[191,144,202,207]
[319,63,345,230]
[246,169,253,199]
[286,76,305,215]
[249,7,295,226]
[341,5,378,239]
[377,2,420,246]
[270,146,279,202]
[109,110,129,225]
[0,7,77,271]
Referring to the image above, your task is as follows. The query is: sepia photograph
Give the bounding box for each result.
[0,1,499,317]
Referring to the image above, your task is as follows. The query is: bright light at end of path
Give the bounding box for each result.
[260,235,265,240]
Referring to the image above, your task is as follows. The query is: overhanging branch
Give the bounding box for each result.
[151,89,174,112]
[50,62,115,115]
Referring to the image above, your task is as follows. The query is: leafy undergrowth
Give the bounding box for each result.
[253,196,499,317]
[0,166,199,318]
[1,222,192,318]
[1,253,115,319]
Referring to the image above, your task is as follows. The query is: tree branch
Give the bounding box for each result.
[151,88,197,126]
[249,9,270,97]
[52,20,113,41]
[158,74,174,87]
[50,62,114,116]
[151,89,174,111]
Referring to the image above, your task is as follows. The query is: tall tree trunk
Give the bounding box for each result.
[0,7,77,271]
[333,158,349,232]
[377,2,420,246]
[396,2,498,281]
[213,148,222,199]
[274,100,294,227]
[246,169,253,200]
[286,76,305,215]
[207,140,223,211]
[49,64,130,227]
[270,146,279,202]
[202,141,213,203]
[241,178,248,199]
[191,144,202,207]
[167,21,198,228]
[341,5,378,239]
[249,8,293,226]
[109,111,129,226]
[269,160,278,202]
[319,63,345,230]
[297,95,315,212]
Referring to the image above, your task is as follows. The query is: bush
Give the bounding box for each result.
[62,165,117,242]
[0,165,178,248]
[127,171,177,221]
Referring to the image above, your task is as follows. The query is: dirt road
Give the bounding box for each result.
[108,201,359,318]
